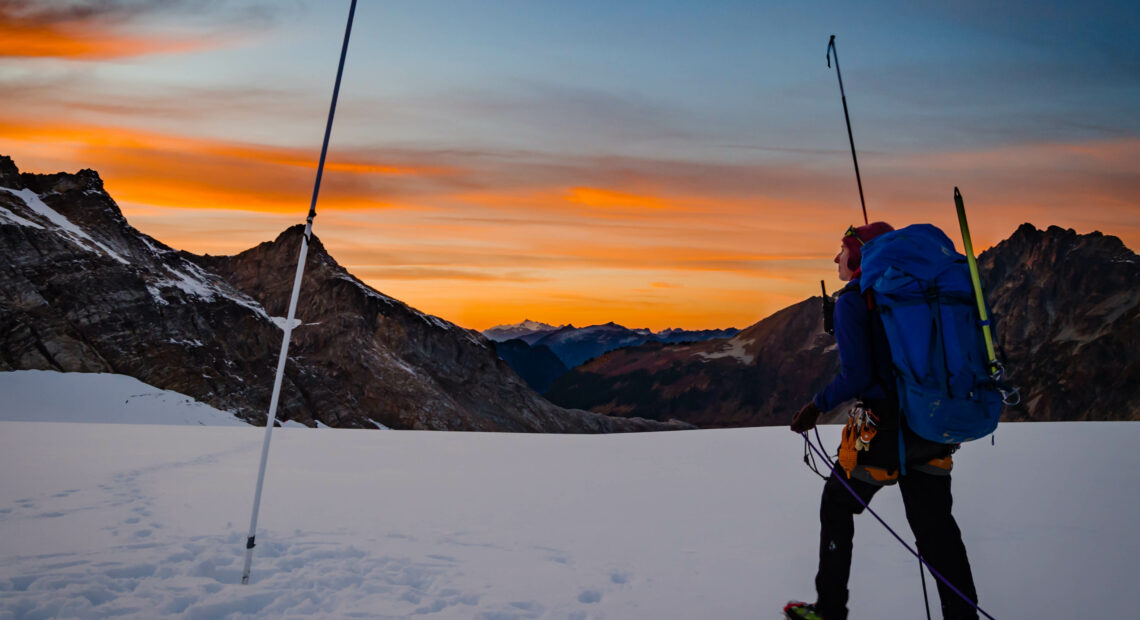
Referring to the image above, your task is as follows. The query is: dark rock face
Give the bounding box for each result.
[0,156,280,421]
[549,224,1139,426]
[978,224,1139,421]
[0,156,690,432]
[489,339,568,394]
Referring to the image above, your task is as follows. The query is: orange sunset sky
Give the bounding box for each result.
[2,1,1138,331]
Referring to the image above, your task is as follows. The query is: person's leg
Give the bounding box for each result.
[899,472,979,620]
[815,470,880,619]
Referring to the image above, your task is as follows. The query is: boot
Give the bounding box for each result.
[784,601,824,620]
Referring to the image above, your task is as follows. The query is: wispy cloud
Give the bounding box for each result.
[4,116,1137,330]
[0,118,464,212]
[346,266,548,283]
[0,71,315,124]
[372,79,696,153]
[0,0,274,59]
[7,113,1135,255]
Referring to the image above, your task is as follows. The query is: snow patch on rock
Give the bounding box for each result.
[0,187,129,265]
[696,338,755,364]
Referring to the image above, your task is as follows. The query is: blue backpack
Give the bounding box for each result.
[859,224,1003,444]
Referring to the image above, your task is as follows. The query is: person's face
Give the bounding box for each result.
[835,244,855,281]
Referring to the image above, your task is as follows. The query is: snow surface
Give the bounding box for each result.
[0,374,1136,618]
[0,371,247,426]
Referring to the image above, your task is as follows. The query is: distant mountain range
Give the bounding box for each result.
[483,320,739,391]
[545,223,1139,427]
[0,155,689,432]
[4,154,1134,431]
[483,320,566,344]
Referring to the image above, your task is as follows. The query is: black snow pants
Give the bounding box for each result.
[815,468,979,620]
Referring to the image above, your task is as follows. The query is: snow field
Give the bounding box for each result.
[0,373,1136,618]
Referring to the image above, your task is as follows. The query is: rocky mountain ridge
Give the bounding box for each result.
[978,223,1139,421]
[0,155,689,432]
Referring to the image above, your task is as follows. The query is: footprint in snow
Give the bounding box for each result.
[609,570,631,585]
[577,589,603,604]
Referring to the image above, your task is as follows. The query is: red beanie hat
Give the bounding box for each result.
[841,221,894,270]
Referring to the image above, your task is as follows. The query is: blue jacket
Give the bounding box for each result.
[812,277,953,476]
[813,277,895,412]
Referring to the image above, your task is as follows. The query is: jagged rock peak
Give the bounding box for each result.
[989,222,1134,262]
[1,156,123,223]
[223,224,335,267]
[0,155,23,189]
[274,224,330,256]
[21,166,106,195]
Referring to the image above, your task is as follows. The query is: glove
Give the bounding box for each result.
[790,402,822,433]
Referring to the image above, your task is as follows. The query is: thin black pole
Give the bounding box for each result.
[241,0,358,586]
[826,35,868,225]
[918,544,933,620]
[306,0,358,227]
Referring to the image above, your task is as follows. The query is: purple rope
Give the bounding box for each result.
[803,429,995,620]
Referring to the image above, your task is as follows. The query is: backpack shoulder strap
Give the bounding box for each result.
[836,280,874,311]
[837,281,861,297]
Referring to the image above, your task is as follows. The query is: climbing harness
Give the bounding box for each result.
[837,405,877,478]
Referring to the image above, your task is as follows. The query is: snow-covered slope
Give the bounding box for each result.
[483,319,563,343]
[0,370,247,426]
[0,413,1135,618]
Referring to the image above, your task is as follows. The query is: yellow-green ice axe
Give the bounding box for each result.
[953,187,999,377]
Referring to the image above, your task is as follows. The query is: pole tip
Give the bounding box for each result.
[954,187,961,198]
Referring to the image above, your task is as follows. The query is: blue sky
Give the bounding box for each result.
[2,0,1137,329]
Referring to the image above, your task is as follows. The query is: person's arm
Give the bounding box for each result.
[812,290,875,412]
